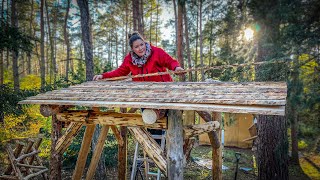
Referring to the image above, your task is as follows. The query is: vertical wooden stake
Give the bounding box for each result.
[212,112,222,180]
[50,114,62,180]
[86,125,109,180]
[167,110,184,180]
[118,108,127,180]
[72,125,96,180]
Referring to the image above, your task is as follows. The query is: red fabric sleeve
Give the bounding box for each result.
[102,57,131,79]
[157,47,180,71]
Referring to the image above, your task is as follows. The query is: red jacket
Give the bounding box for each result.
[102,45,180,82]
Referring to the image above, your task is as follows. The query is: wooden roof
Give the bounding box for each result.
[19,81,287,116]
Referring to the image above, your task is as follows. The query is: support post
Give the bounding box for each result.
[50,114,62,180]
[118,108,127,180]
[72,125,96,180]
[86,125,109,180]
[212,112,222,180]
[167,110,184,180]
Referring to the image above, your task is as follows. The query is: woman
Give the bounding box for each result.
[93,31,184,81]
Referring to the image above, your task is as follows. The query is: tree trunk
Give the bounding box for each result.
[173,0,178,58]
[125,0,128,53]
[0,0,3,84]
[132,0,139,31]
[45,0,55,88]
[27,0,34,75]
[139,0,144,37]
[155,0,159,45]
[257,115,288,180]
[52,2,58,89]
[40,0,46,90]
[194,1,199,81]
[255,10,289,178]
[50,115,62,180]
[11,0,19,92]
[199,0,204,81]
[77,0,94,81]
[177,0,185,82]
[64,0,71,81]
[183,4,192,81]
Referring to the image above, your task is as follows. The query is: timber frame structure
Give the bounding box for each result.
[19,81,287,180]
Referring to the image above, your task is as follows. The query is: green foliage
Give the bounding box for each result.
[0,25,34,53]
[298,140,308,150]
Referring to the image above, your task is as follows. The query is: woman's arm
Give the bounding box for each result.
[93,57,131,81]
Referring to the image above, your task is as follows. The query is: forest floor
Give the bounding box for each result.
[0,145,319,179]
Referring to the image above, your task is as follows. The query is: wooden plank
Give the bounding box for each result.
[56,110,167,129]
[86,125,109,180]
[184,121,220,139]
[72,125,96,180]
[128,127,167,175]
[28,96,287,106]
[167,110,184,180]
[21,100,286,116]
[55,122,83,154]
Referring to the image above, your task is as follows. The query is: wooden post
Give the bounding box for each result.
[118,108,127,180]
[212,112,222,180]
[86,125,109,180]
[167,110,184,179]
[50,114,62,180]
[72,125,96,180]
[183,110,195,163]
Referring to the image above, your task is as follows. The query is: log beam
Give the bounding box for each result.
[196,111,221,148]
[72,125,95,180]
[184,121,220,139]
[55,122,83,154]
[86,125,109,180]
[128,127,167,175]
[111,126,124,146]
[57,110,166,129]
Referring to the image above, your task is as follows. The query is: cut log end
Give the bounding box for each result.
[142,109,157,124]
[142,109,166,124]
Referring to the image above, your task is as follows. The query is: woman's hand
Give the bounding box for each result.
[174,67,186,75]
[93,75,103,81]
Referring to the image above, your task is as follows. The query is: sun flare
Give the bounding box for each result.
[244,28,254,41]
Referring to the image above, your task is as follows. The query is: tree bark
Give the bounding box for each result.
[132,0,139,31]
[50,115,62,180]
[194,1,199,81]
[183,4,192,81]
[173,0,178,58]
[254,6,289,178]
[199,0,204,81]
[257,115,288,180]
[177,0,185,82]
[11,0,19,92]
[77,0,94,81]
[40,0,46,90]
[27,0,34,75]
[64,0,71,81]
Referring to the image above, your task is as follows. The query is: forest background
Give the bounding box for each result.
[0,0,319,179]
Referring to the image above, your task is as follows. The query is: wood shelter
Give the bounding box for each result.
[19,81,287,180]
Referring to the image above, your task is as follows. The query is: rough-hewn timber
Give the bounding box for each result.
[19,81,287,116]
